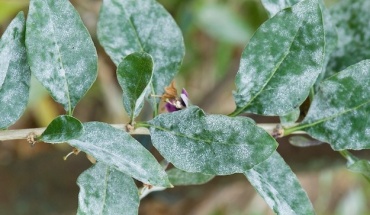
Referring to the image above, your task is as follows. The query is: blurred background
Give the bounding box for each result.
[0,0,369,214]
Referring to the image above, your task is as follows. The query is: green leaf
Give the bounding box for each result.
[245,152,315,215]
[261,0,301,17]
[117,52,153,120]
[148,106,278,175]
[232,0,325,116]
[294,60,370,150]
[68,122,171,187]
[279,108,300,127]
[348,160,370,182]
[77,162,139,215]
[40,115,83,143]
[0,12,31,129]
[327,0,370,74]
[167,168,215,186]
[261,0,338,88]
[97,0,185,101]
[26,0,98,114]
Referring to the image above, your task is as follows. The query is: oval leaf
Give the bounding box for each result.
[77,162,139,215]
[232,0,324,116]
[245,152,315,215]
[167,168,215,186]
[297,60,370,150]
[148,106,278,175]
[98,0,185,99]
[40,115,83,143]
[327,0,370,74]
[26,0,98,113]
[68,122,171,187]
[117,52,153,120]
[0,12,31,129]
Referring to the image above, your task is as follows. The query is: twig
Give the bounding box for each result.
[0,123,304,141]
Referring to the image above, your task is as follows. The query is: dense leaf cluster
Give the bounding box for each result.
[1,0,370,214]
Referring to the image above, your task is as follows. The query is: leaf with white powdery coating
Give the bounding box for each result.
[298,60,370,150]
[117,52,153,120]
[77,162,139,215]
[0,12,31,129]
[40,115,83,143]
[245,152,315,215]
[98,0,185,99]
[327,0,370,75]
[26,0,97,113]
[68,122,171,187]
[149,106,278,175]
[233,0,324,116]
[167,168,215,186]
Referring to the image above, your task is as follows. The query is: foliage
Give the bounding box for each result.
[1,0,370,214]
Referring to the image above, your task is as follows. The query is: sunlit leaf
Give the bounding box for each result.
[68,122,171,187]
[149,106,278,175]
[77,162,139,215]
[245,152,315,215]
[296,60,370,150]
[98,0,185,102]
[0,12,31,129]
[26,0,97,113]
[40,115,83,143]
[327,0,370,75]
[233,0,325,116]
[117,52,153,120]
[167,168,214,186]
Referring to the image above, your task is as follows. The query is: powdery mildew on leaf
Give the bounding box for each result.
[68,122,171,187]
[77,162,139,215]
[149,106,278,175]
[233,0,324,116]
[245,152,315,215]
[0,12,31,129]
[327,0,370,75]
[301,60,370,150]
[98,0,185,97]
[26,0,97,112]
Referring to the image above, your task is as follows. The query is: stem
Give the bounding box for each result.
[0,124,150,141]
[339,150,359,165]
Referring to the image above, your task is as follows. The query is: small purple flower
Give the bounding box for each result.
[164,88,189,113]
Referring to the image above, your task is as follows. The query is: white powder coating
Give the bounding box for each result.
[77,162,139,215]
[327,0,370,74]
[149,106,278,175]
[0,12,31,129]
[234,0,325,116]
[245,152,315,215]
[97,0,185,97]
[302,60,370,150]
[68,122,170,187]
[25,0,98,112]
